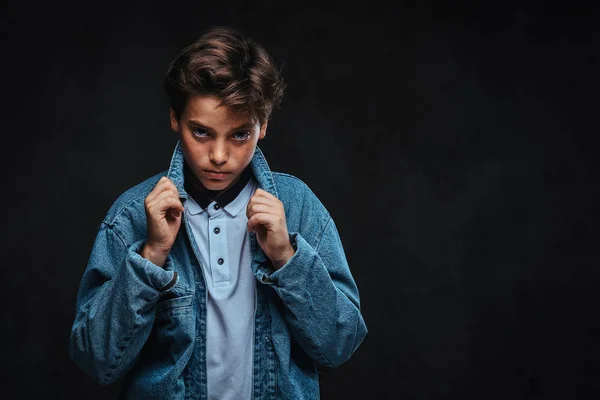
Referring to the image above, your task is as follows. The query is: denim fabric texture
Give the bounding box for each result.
[69,141,368,399]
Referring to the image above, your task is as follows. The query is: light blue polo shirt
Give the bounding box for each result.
[185,177,258,400]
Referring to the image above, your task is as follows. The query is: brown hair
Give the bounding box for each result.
[164,26,286,125]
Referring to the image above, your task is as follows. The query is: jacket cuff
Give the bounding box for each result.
[259,232,305,285]
[127,239,178,291]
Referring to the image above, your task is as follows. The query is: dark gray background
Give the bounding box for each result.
[2,1,599,399]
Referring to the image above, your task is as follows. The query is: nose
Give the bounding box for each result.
[209,140,228,166]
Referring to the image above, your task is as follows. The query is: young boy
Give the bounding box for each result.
[69,26,367,400]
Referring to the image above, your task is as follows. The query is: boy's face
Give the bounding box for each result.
[170,94,267,191]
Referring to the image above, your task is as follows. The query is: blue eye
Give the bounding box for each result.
[192,128,209,137]
[233,131,251,140]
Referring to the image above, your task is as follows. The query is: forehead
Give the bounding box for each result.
[182,94,257,128]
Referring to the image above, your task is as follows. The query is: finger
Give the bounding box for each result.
[146,193,184,213]
[155,177,179,194]
[251,188,279,201]
[153,176,175,191]
[151,177,178,195]
[246,203,279,219]
[248,194,281,205]
[148,192,184,211]
[146,178,180,203]
[147,196,185,216]
[247,199,283,221]
[168,207,183,219]
[247,212,281,232]
[157,201,184,219]
[147,197,183,217]
[148,185,182,206]
[248,193,283,210]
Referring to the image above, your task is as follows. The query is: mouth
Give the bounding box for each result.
[204,170,231,179]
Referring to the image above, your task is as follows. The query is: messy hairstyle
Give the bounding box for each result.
[164,26,286,125]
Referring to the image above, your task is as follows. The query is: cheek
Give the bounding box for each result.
[182,141,205,161]
[240,144,257,162]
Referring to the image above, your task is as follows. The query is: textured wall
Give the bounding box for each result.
[2,1,599,399]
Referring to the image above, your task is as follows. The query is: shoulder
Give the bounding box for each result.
[271,171,331,233]
[272,172,325,209]
[271,171,309,192]
[102,171,166,226]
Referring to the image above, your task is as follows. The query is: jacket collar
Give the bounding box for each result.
[167,140,274,267]
[166,140,279,201]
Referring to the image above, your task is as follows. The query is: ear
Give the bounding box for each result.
[170,108,181,133]
[258,122,268,140]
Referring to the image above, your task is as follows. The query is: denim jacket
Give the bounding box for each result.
[69,141,368,399]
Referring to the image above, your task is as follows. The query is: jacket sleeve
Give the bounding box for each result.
[68,222,178,385]
[259,216,368,368]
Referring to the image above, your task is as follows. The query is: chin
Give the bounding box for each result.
[201,180,230,191]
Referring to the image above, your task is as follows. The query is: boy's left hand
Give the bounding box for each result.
[247,188,295,270]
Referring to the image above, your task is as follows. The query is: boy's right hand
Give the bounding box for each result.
[140,176,184,267]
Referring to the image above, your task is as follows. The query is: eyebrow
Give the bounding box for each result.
[188,119,255,133]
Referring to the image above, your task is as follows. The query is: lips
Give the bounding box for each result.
[204,170,231,179]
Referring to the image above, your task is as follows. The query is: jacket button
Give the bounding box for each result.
[217,258,224,265]
[214,203,220,210]
[213,227,220,234]
[265,335,270,343]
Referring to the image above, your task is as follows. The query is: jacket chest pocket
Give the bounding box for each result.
[144,294,195,374]
[126,295,196,398]
[152,294,195,360]
[156,295,194,319]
